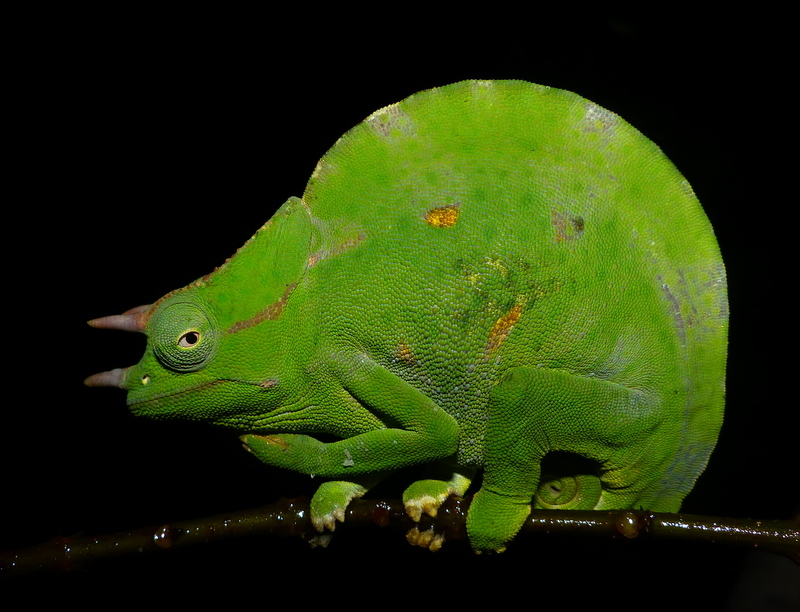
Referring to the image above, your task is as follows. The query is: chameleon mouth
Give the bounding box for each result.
[126,379,229,412]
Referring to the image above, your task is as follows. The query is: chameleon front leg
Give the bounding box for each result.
[241,354,461,530]
[242,354,460,475]
[468,365,663,552]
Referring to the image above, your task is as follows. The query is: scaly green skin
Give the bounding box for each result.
[88,81,727,552]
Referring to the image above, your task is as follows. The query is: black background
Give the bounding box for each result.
[4,11,796,606]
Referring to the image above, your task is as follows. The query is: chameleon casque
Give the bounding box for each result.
[86,80,728,552]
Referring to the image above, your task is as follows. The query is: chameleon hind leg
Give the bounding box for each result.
[467,365,664,552]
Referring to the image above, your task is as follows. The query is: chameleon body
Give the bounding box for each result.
[87,80,727,552]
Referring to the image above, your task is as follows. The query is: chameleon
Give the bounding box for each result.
[86,80,728,552]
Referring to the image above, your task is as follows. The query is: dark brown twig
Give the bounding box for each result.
[1,497,797,579]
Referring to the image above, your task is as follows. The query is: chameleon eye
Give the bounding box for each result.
[150,302,218,372]
[178,331,201,348]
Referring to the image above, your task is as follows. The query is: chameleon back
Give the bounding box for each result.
[298,80,727,494]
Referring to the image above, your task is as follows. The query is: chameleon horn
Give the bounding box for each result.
[84,367,128,388]
[87,304,151,332]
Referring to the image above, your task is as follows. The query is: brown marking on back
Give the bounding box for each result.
[425,204,460,228]
[308,232,366,267]
[228,282,297,333]
[248,434,290,449]
[551,210,585,242]
[485,303,523,357]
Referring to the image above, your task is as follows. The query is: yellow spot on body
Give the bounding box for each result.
[425,204,460,228]
[466,272,481,286]
[484,257,508,277]
[485,303,523,357]
[396,342,415,363]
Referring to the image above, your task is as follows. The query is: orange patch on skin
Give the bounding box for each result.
[425,204,460,228]
[485,304,523,357]
[551,210,585,242]
[228,283,297,333]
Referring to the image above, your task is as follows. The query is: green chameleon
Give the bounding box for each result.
[86,80,727,552]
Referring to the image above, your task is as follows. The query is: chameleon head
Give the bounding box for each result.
[83,296,225,418]
[84,197,313,425]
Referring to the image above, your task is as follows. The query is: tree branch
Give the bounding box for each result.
[2,496,797,579]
